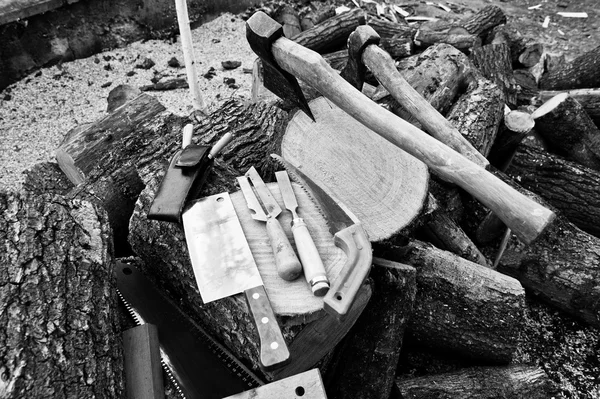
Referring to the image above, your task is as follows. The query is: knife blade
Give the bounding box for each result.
[237,167,302,281]
[181,192,290,370]
[275,170,330,297]
[115,261,264,399]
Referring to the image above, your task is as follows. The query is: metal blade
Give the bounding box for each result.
[115,262,263,399]
[237,176,267,221]
[245,167,282,218]
[274,170,298,214]
[182,192,264,303]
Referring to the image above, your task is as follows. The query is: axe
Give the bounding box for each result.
[246,11,555,245]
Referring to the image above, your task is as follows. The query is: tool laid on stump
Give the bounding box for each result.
[181,192,290,371]
[223,368,328,399]
[246,11,555,245]
[238,167,303,282]
[116,261,263,398]
[340,24,489,169]
[147,124,232,223]
[273,155,373,320]
[275,170,330,297]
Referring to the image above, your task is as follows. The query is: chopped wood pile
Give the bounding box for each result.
[2,1,600,398]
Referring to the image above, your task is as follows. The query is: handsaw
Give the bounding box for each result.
[271,155,373,320]
[115,261,264,399]
[181,192,291,370]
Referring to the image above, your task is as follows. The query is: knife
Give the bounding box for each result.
[272,155,373,320]
[275,170,330,297]
[115,261,264,399]
[237,167,303,281]
[181,192,290,370]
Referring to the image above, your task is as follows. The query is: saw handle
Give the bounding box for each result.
[266,216,303,281]
[244,285,291,371]
[291,218,330,296]
[323,224,372,320]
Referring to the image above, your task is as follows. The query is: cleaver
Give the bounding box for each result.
[181,192,290,371]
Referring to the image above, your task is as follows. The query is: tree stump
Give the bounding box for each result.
[0,191,123,398]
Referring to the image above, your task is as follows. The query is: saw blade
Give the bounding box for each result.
[115,261,264,399]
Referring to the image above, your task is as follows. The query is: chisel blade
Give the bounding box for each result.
[245,167,282,218]
[274,170,298,214]
[237,176,268,221]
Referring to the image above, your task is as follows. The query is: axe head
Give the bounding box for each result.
[340,25,381,90]
[246,11,314,121]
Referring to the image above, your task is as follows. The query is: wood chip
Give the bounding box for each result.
[393,5,410,17]
[405,16,439,22]
[542,16,550,28]
[528,4,542,10]
[437,3,452,12]
[335,5,351,14]
[557,12,588,18]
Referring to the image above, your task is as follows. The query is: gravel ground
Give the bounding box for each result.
[0,13,255,191]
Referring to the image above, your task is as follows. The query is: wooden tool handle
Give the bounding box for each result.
[244,285,291,371]
[323,224,372,320]
[266,216,303,281]
[291,218,329,296]
[270,36,555,244]
[363,45,489,169]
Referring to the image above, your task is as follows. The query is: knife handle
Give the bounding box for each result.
[291,218,330,297]
[266,216,302,281]
[245,286,291,371]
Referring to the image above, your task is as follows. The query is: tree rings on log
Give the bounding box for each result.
[281,97,430,242]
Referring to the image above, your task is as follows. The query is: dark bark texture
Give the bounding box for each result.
[539,44,600,90]
[0,191,124,398]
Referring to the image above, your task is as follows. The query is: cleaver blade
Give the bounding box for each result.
[182,192,290,370]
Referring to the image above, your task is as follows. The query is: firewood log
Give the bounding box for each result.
[532,93,600,171]
[292,8,366,53]
[539,44,600,90]
[0,191,124,398]
[322,49,349,71]
[518,42,544,68]
[513,68,539,105]
[536,88,600,127]
[414,25,480,51]
[376,240,525,363]
[324,259,417,399]
[507,143,600,239]
[274,5,301,39]
[488,109,535,171]
[367,16,416,41]
[395,365,558,398]
[300,5,335,31]
[461,5,507,37]
[470,43,518,106]
[446,75,504,157]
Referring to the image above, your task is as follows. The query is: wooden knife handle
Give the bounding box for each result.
[323,224,372,320]
[291,218,330,296]
[269,35,555,244]
[266,216,303,281]
[244,285,291,371]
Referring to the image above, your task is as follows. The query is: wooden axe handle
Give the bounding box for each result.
[362,45,490,169]
[270,37,555,244]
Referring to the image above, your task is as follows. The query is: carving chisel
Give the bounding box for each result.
[275,170,330,296]
[238,167,302,281]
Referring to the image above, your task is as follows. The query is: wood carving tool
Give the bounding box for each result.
[245,11,555,245]
[275,170,330,296]
[181,192,290,370]
[115,261,264,399]
[237,167,303,282]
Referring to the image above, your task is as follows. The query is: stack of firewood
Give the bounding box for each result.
[2,2,600,398]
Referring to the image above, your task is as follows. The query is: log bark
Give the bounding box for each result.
[536,88,600,127]
[324,259,417,399]
[532,93,600,170]
[0,191,124,398]
[414,26,480,51]
[461,5,507,37]
[300,5,336,31]
[469,43,518,106]
[487,109,535,171]
[376,240,525,363]
[507,144,600,238]
[292,8,366,53]
[395,365,558,398]
[274,5,301,39]
[513,68,539,105]
[446,75,504,157]
[494,206,600,328]
[539,44,600,90]
[367,17,416,41]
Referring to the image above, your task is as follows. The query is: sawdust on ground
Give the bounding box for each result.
[0,12,255,191]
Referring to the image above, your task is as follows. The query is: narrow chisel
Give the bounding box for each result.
[275,170,330,296]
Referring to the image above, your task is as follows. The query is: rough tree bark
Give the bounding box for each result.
[539,44,600,90]
[470,43,518,106]
[536,88,600,127]
[0,191,124,398]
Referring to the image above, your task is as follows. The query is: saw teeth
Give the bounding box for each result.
[270,154,329,221]
[117,289,144,326]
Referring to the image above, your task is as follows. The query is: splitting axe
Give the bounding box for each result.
[246,11,555,244]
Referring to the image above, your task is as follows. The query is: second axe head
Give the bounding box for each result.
[246,11,314,121]
[340,25,381,91]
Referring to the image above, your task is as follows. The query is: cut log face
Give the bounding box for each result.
[281,97,430,242]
